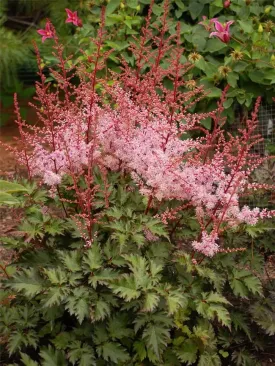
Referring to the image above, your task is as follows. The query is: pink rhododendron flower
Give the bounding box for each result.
[210,19,234,43]
[37,22,54,42]
[65,8,82,27]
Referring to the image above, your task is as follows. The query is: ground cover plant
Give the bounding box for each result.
[0,2,275,365]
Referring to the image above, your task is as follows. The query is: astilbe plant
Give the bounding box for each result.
[1,3,275,366]
[5,1,275,257]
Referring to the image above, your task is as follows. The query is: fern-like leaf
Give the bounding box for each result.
[8,269,43,297]
[96,341,130,363]
[175,339,198,365]
[109,275,141,301]
[142,323,170,359]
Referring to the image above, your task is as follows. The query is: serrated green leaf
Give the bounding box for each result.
[8,332,25,355]
[208,304,231,327]
[52,332,74,350]
[142,324,170,359]
[142,292,160,312]
[206,292,230,305]
[231,312,251,340]
[97,342,130,363]
[0,180,28,193]
[250,301,275,335]
[20,353,39,366]
[44,268,67,285]
[166,290,188,315]
[243,275,262,296]
[229,269,263,297]
[198,352,221,366]
[91,299,111,321]
[145,218,169,239]
[0,192,20,205]
[43,287,69,308]
[8,269,43,297]
[89,268,119,288]
[176,339,198,365]
[134,340,147,361]
[108,314,134,339]
[109,275,141,301]
[39,346,66,366]
[65,288,90,324]
[58,250,81,272]
[83,243,102,271]
[68,341,95,366]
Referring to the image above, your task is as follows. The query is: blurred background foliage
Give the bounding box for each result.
[1,0,275,126]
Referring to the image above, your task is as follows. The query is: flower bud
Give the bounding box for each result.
[218,65,232,77]
[120,2,125,9]
[188,52,202,63]
[271,54,275,62]
[265,6,271,14]
[258,24,263,33]
[224,0,230,8]
[136,4,141,11]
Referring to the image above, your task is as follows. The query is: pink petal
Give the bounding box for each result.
[210,32,225,42]
[212,20,225,32]
[72,19,79,26]
[45,22,51,32]
[37,29,47,36]
[222,33,230,43]
[65,8,74,17]
[225,20,234,32]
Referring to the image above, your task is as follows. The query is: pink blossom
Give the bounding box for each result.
[37,22,54,42]
[8,8,275,253]
[65,8,82,27]
[43,171,62,186]
[144,228,159,242]
[192,231,219,257]
[224,0,231,8]
[209,19,234,43]
[198,16,207,26]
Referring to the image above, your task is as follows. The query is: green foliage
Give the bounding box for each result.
[0,177,274,365]
[0,180,29,206]
[2,0,275,128]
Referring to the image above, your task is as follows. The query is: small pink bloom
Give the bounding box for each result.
[37,22,54,43]
[224,0,231,8]
[65,8,82,27]
[209,19,234,43]
[198,15,207,26]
